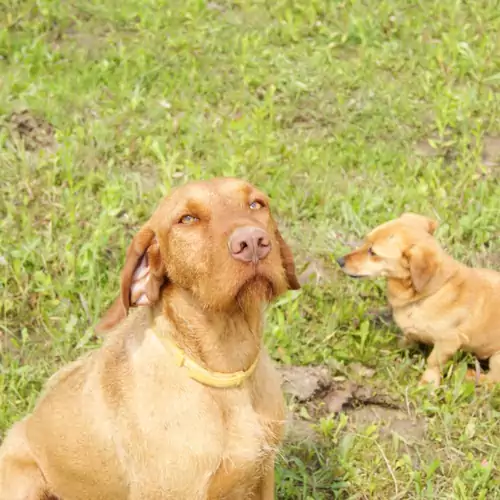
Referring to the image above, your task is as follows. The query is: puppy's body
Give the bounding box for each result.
[339,213,500,385]
[391,263,500,357]
[0,178,300,499]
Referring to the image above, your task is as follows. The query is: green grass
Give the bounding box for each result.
[1,0,500,498]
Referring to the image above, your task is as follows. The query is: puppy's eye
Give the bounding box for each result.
[249,200,264,210]
[179,215,199,225]
[368,247,377,256]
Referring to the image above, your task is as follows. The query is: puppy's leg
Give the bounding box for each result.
[0,420,49,500]
[487,352,500,383]
[469,352,500,385]
[465,354,500,385]
[419,339,461,386]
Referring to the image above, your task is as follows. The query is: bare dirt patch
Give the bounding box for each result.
[414,137,441,158]
[414,128,455,160]
[7,109,57,152]
[415,133,500,179]
[481,136,500,167]
[279,364,425,444]
[280,365,333,402]
[349,405,425,441]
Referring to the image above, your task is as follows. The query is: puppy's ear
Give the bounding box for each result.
[400,213,439,235]
[95,226,166,333]
[405,242,438,293]
[275,229,301,290]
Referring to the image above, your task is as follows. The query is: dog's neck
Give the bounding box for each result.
[387,254,460,309]
[152,286,264,374]
[386,277,417,308]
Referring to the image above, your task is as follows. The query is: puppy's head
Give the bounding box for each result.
[96,178,300,333]
[337,213,441,292]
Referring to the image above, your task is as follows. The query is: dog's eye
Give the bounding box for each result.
[368,247,377,256]
[179,215,199,225]
[249,200,264,210]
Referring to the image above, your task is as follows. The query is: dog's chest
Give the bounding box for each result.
[394,305,432,341]
[127,340,283,498]
[206,390,276,498]
[393,303,458,344]
[123,382,275,499]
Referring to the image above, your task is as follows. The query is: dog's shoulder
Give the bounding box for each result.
[39,351,95,402]
[472,267,500,285]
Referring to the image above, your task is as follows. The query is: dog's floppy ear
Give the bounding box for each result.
[275,229,300,290]
[405,242,439,293]
[93,296,125,334]
[95,226,166,333]
[400,213,439,235]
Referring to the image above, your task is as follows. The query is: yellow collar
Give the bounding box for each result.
[154,331,260,389]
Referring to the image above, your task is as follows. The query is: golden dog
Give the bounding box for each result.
[0,177,300,499]
[337,213,500,386]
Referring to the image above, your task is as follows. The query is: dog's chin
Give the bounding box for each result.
[200,270,275,312]
[237,275,274,302]
[235,269,289,312]
[207,264,287,312]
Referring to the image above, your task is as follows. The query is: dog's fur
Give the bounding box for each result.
[0,178,300,500]
[338,213,500,386]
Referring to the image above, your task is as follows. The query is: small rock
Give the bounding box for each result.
[350,362,376,379]
[352,385,374,401]
[279,365,332,402]
[324,387,354,413]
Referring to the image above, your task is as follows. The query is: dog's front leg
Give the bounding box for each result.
[256,457,276,500]
[0,420,49,500]
[419,338,461,386]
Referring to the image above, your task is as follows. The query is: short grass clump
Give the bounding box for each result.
[1,0,500,498]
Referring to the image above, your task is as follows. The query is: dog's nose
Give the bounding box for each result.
[336,256,346,268]
[229,227,271,263]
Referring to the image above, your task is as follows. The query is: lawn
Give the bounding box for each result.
[1,0,500,498]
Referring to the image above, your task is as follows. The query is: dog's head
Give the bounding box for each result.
[337,213,442,292]
[96,177,300,332]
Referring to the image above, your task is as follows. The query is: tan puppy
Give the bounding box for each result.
[0,178,300,500]
[337,213,500,386]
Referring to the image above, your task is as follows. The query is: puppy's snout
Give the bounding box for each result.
[229,226,271,263]
[336,256,346,268]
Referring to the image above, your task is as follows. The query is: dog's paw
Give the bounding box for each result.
[419,368,441,387]
[465,369,497,386]
[465,368,482,382]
